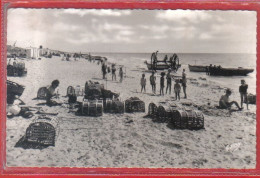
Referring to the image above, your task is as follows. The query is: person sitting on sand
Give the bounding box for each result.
[239,79,248,110]
[174,80,181,100]
[46,80,61,106]
[182,69,187,98]
[160,72,165,96]
[166,69,172,94]
[140,74,146,93]
[112,64,116,81]
[219,89,242,110]
[119,67,123,83]
[150,71,156,94]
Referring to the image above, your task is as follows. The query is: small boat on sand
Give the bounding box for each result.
[209,67,254,76]
[145,61,181,71]
[188,65,207,72]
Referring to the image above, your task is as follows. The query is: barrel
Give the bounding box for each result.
[169,109,204,130]
[82,99,103,117]
[25,116,59,146]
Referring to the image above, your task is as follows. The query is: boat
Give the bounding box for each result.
[188,65,207,72]
[145,61,181,71]
[209,67,254,76]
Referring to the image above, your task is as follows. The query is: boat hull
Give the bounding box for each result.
[209,68,254,76]
[188,65,207,72]
[146,63,181,71]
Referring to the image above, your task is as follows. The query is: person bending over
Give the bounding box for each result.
[46,80,61,106]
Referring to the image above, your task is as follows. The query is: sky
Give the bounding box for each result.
[7,9,256,53]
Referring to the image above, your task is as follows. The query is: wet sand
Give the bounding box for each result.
[6,56,256,168]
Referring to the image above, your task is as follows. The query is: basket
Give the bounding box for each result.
[82,99,103,117]
[168,109,204,130]
[7,80,25,96]
[125,97,145,113]
[104,99,124,113]
[25,116,59,146]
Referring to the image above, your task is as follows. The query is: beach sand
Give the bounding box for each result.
[6,56,256,168]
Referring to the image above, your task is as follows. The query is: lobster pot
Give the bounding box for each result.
[104,99,124,113]
[85,82,104,99]
[37,87,48,99]
[7,80,25,96]
[75,85,84,96]
[25,116,59,146]
[148,103,157,118]
[246,94,256,104]
[82,99,103,117]
[125,97,145,113]
[17,62,25,69]
[169,110,204,130]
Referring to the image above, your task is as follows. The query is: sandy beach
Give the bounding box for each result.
[6,56,256,168]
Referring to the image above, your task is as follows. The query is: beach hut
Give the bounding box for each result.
[26,47,40,59]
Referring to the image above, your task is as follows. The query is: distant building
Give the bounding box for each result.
[26,47,40,59]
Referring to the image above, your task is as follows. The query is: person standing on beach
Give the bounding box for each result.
[174,80,181,100]
[239,79,248,110]
[112,64,116,81]
[182,69,187,98]
[141,74,146,93]
[102,62,107,79]
[160,72,165,96]
[166,69,172,94]
[150,71,156,94]
[119,67,124,83]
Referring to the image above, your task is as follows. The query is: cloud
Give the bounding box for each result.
[156,10,211,23]
[57,9,131,17]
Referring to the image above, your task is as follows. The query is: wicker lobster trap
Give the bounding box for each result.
[81,99,103,117]
[37,87,48,99]
[25,116,59,146]
[104,99,124,114]
[148,102,204,130]
[245,94,256,104]
[125,97,145,113]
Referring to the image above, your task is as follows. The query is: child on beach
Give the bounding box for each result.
[219,89,242,110]
[160,72,165,96]
[46,80,61,106]
[101,62,107,79]
[119,67,123,83]
[166,69,172,94]
[239,79,248,110]
[150,71,156,94]
[174,80,181,100]
[182,69,187,98]
[141,74,146,93]
[112,64,116,81]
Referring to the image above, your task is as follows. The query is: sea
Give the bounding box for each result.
[92,53,257,94]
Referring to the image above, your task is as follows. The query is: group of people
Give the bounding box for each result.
[101,61,124,82]
[219,79,249,110]
[140,68,187,100]
[206,64,222,75]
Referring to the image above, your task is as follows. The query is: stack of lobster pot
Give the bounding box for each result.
[104,99,124,114]
[25,116,59,146]
[81,99,103,117]
[125,97,145,113]
[148,102,204,130]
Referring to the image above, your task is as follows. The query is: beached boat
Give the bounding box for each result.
[209,67,254,76]
[188,65,207,72]
[145,61,181,71]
